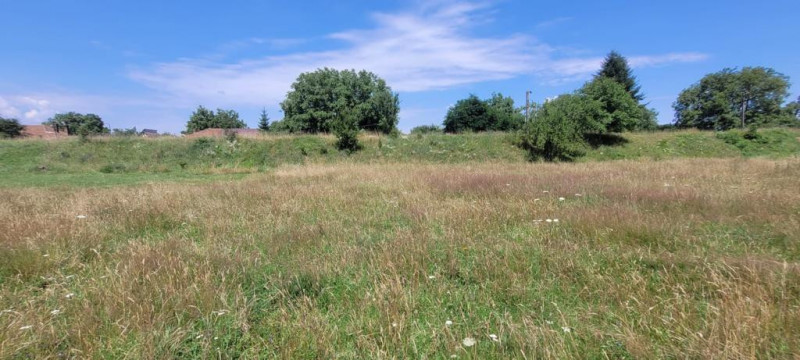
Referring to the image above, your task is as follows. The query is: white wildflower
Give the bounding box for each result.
[462,337,477,347]
[546,219,553,223]
[545,320,554,325]
[558,197,565,201]
[489,334,499,342]
[553,219,559,223]
[562,326,572,333]
[65,293,75,299]
[428,275,436,280]
[445,320,453,326]
[20,325,33,330]
[76,215,87,219]
[450,355,457,359]
[43,254,49,257]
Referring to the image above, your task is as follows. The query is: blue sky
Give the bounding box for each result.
[2,0,799,133]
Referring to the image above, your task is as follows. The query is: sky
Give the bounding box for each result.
[2,0,799,134]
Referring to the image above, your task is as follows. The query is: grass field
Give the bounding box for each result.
[1,130,800,358]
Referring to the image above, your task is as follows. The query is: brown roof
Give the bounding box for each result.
[21,125,68,139]
[185,128,261,139]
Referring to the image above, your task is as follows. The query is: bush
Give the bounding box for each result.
[0,117,24,138]
[716,128,800,156]
[332,110,361,153]
[410,125,442,135]
[517,94,606,161]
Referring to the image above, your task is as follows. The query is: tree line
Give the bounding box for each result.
[2,51,797,161]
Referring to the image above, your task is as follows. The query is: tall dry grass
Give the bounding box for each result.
[1,158,799,358]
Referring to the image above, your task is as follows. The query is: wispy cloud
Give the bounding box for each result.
[129,1,707,109]
[4,1,709,132]
[536,17,574,29]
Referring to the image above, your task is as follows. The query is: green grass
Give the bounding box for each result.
[2,159,799,358]
[2,129,799,188]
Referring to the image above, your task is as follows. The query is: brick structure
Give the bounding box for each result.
[21,125,68,139]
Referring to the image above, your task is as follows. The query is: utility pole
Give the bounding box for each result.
[525,90,532,122]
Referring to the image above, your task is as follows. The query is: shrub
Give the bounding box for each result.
[716,128,800,156]
[332,109,361,153]
[410,125,443,135]
[517,94,606,161]
[0,117,24,138]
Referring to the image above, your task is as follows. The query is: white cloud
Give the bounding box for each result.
[24,109,39,119]
[628,53,710,67]
[128,2,708,109]
[0,96,21,118]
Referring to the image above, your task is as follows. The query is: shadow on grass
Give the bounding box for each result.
[584,133,629,148]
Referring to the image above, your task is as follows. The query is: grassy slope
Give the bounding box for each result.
[1,129,799,188]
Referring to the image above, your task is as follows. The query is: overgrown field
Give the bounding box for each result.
[2,156,800,358]
[1,128,798,187]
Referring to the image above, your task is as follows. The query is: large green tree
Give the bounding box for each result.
[280,68,399,134]
[674,67,791,130]
[443,95,491,133]
[0,117,24,138]
[45,112,108,135]
[443,93,524,133]
[596,51,643,101]
[185,106,246,134]
[580,78,657,132]
[485,93,525,131]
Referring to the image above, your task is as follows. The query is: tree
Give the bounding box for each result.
[786,96,800,120]
[674,67,790,130]
[596,51,643,101]
[111,127,138,136]
[443,95,491,133]
[280,68,399,134]
[580,77,656,132]
[485,93,525,131]
[331,107,361,152]
[185,106,246,134]
[518,94,606,161]
[257,108,270,131]
[410,125,442,135]
[0,117,24,138]
[45,112,108,135]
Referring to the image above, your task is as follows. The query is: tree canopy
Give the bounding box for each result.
[443,93,524,133]
[673,67,791,130]
[0,117,24,138]
[518,94,606,161]
[185,106,246,134]
[596,51,643,102]
[580,78,657,132]
[45,112,108,135]
[280,68,399,134]
[443,95,491,133]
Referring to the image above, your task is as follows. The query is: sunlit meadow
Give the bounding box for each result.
[2,154,799,358]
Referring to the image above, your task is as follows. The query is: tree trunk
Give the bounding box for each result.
[740,98,747,128]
